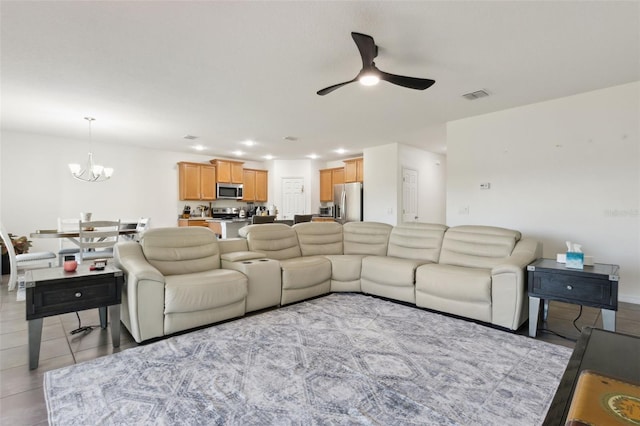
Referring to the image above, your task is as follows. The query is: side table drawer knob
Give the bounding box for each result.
[566,285,573,290]
[75,292,82,298]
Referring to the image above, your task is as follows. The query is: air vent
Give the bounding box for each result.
[183,134,198,140]
[462,89,489,100]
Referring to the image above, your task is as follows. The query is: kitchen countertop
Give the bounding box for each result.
[206,218,250,223]
[179,217,214,220]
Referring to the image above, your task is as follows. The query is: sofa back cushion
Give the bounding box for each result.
[294,222,343,256]
[343,222,393,256]
[387,222,448,262]
[244,223,302,260]
[141,227,220,276]
[439,225,521,269]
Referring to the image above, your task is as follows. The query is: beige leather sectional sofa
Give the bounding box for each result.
[114,221,540,343]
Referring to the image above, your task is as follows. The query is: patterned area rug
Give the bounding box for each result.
[44,293,571,425]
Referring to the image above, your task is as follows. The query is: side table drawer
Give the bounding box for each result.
[27,276,121,319]
[531,272,612,306]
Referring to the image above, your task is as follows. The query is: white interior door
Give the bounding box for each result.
[402,168,418,222]
[281,178,305,220]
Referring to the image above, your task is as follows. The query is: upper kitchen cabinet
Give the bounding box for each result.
[319,167,344,202]
[211,159,244,183]
[178,162,216,201]
[343,158,363,183]
[243,168,268,202]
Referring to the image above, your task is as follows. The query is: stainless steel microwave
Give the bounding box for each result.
[217,183,243,200]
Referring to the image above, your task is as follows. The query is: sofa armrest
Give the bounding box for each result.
[114,242,166,342]
[492,238,542,275]
[220,251,266,262]
[115,242,165,283]
[490,238,542,330]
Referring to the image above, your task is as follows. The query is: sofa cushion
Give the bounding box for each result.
[361,256,427,287]
[415,263,492,322]
[164,269,247,314]
[141,227,221,276]
[244,224,302,260]
[438,225,521,269]
[343,222,392,256]
[280,256,332,290]
[387,222,448,262]
[324,254,366,282]
[293,222,343,256]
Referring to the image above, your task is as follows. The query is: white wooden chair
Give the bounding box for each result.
[57,217,81,266]
[77,220,120,263]
[1,224,56,291]
[121,217,150,242]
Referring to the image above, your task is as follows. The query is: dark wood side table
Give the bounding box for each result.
[25,264,123,369]
[543,327,640,425]
[527,258,619,338]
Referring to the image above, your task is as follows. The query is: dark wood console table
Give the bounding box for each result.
[25,264,123,369]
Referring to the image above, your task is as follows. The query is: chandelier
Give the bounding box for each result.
[68,117,114,182]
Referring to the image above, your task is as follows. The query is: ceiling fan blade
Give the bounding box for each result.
[351,32,377,68]
[316,78,358,96]
[379,71,435,90]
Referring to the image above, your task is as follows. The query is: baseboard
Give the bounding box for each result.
[619,294,640,305]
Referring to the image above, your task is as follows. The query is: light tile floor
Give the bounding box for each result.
[1,274,639,425]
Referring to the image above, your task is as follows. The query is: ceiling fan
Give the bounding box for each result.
[317,32,435,96]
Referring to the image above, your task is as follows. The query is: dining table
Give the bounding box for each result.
[30,228,138,247]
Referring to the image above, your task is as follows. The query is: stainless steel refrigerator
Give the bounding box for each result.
[333,182,363,223]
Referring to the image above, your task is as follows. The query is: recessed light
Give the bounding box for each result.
[307,153,319,160]
[233,150,244,156]
[263,155,274,160]
[242,140,255,147]
[192,145,205,151]
[334,148,347,154]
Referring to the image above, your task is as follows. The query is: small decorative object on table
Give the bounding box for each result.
[63,255,77,272]
[90,258,107,271]
[565,241,584,269]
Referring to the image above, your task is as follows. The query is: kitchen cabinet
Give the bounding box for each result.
[243,168,268,202]
[344,158,363,183]
[178,219,209,227]
[211,159,244,183]
[319,167,344,202]
[178,162,216,201]
[208,221,222,237]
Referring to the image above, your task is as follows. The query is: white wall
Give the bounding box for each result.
[447,82,640,303]
[398,144,447,224]
[364,143,447,225]
[0,131,267,254]
[363,143,400,224]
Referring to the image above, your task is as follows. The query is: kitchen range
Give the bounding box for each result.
[208,207,250,239]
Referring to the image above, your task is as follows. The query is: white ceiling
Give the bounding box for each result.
[1,1,638,162]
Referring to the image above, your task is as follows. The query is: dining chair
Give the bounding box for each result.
[57,217,81,266]
[1,224,56,291]
[77,220,120,263]
[251,215,276,224]
[293,214,313,224]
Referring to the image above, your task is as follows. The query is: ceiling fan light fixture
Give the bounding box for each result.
[359,73,380,86]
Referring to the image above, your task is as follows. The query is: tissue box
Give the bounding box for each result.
[566,252,584,269]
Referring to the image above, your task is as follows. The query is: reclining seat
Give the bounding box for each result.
[415,225,541,330]
[361,222,447,303]
[338,222,393,293]
[293,221,347,288]
[114,227,248,343]
[244,223,332,305]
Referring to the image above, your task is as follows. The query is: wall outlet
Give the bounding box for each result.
[458,206,470,215]
[480,182,491,190]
